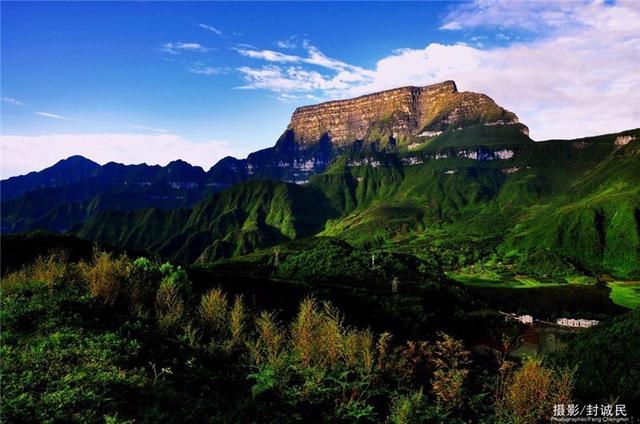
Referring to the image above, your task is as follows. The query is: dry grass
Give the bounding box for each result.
[198,287,229,334]
[290,297,322,366]
[1,252,69,295]
[496,357,573,424]
[155,280,184,333]
[431,333,471,409]
[391,341,433,385]
[289,297,375,372]
[79,250,130,305]
[248,311,285,366]
[376,332,393,371]
[228,295,247,348]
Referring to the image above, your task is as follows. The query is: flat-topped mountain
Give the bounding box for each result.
[288,80,527,145]
[207,80,531,187]
[3,81,639,278]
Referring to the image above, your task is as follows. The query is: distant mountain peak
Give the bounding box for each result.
[288,80,526,145]
[62,154,93,161]
[56,155,99,166]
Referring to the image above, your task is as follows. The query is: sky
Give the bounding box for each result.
[1,0,639,178]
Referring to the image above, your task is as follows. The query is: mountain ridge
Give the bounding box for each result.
[2,81,639,278]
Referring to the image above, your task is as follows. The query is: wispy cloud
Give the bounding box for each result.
[235,48,300,63]
[189,66,225,76]
[439,0,584,33]
[235,43,367,73]
[234,43,373,100]
[197,23,222,36]
[2,97,25,106]
[1,133,248,178]
[129,124,169,133]
[35,111,77,121]
[276,36,301,50]
[233,0,640,140]
[162,42,210,54]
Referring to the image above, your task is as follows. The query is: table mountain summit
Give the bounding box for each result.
[208,80,530,186]
[288,80,528,145]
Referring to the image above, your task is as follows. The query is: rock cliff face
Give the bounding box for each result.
[288,80,527,144]
[207,81,529,189]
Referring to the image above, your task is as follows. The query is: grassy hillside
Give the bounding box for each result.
[69,127,640,278]
[79,180,336,263]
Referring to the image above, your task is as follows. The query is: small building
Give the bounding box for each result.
[556,318,599,328]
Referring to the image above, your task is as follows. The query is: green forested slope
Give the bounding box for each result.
[76,127,640,277]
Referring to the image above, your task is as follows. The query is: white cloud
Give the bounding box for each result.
[35,111,77,121]
[235,48,301,63]
[0,133,246,178]
[236,44,369,74]
[2,97,25,106]
[189,66,225,75]
[197,23,222,36]
[276,38,297,49]
[439,0,583,32]
[129,124,168,133]
[439,21,462,31]
[235,43,374,100]
[162,42,209,54]
[440,0,608,32]
[234,1,640,140]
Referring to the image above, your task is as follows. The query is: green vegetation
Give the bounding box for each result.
[7,127,635,282]
[448,272,565,289]
[3,251,595,423]
[2,89,639,422]
[552,309,640,404]
[608,282,640,309]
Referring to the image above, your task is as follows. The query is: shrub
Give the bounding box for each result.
[376,332,393,371]
[198,287,229,335]
[228,295,247,349]
[248,311,285,367]
[289,297,375,371]
[388,389,429,424]
[126,257,162,314]
[159,262,190,294]
[155,280,184,333]
[388,340,433,387]
[342,327,374,372]
[317,302,344,368]
[496,357,572,424]
[1,252,68,295]
[290,297,323,366]
[80,251,130,305]
[431,333,471,410]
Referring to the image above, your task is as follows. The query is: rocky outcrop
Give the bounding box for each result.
[206,131,332,189]
[288,80,526,144]
[206,81,528,188]
[615,135,635,146]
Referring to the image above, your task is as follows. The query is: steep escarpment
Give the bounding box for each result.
[288,80,526,145]
[207,81,529,189]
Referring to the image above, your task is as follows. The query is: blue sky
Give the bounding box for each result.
[2,1,639,177]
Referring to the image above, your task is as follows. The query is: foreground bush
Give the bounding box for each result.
[79,250,130,305]
[155,279,184,333]
[495,357,572,424]
[2,252,582,423]
[1,252,68,295]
